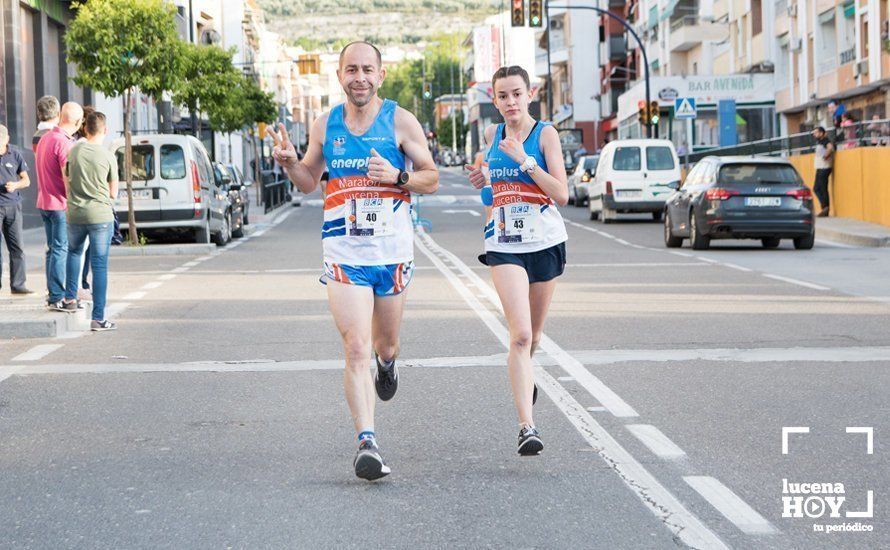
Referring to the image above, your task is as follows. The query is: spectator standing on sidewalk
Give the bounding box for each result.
[63,111,118,331]
[0,124,34,295]
[32,96,60,154]
[36,102,82,311]
[812,126,834,218]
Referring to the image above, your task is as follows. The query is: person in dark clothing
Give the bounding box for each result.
[0,124,34,294]
[811,126,834,217]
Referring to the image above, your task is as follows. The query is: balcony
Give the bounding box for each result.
[669,15,728,52]
[839,47,856,65]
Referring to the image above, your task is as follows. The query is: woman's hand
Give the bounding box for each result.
[498,137,527,164]
[464,164,488,189]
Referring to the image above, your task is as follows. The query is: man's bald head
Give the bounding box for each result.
[339,41,382,69]
[60,102,84,125]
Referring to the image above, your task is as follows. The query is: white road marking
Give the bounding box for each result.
[414,230,727,548]
[721,262,753,272]
[159,274,177,281]
[569,346,890,365]
[416,230,638,418]
[626,424,687,459]
[442,209,481,217]
[182,261,200,267]
[171,267,189,274]
[12,344,64,362]
[763,273,830,291]
[194,256,212,262]
[586,406,607,412]
[557,376,575,381]
[141,282,164,290]
[123,291,147,301]
[253,230,267,237]
[684,476,778,535]
[0,365,28,384]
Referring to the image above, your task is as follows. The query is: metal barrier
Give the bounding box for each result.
[684,119,890,164]
[261,170,289,213]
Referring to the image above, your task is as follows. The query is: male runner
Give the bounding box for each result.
[271,41,438,480]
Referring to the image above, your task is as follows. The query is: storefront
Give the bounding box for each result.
[616,74,777,152]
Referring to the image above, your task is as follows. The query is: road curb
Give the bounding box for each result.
[816,226,890,247]
[109,243,216,256]
[0,303,93,340]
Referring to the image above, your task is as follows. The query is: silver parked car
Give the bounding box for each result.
[567,155,599,206]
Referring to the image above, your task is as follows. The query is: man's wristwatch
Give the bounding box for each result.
[396,170,410,186]
[520,156,538,174]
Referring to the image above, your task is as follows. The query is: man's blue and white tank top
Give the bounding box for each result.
[483,121,567,253]
[321,99,412,266]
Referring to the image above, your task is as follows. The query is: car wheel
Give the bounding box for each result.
[689,211,710,250]
[793,232,815,250]
[242,205,249,226]
[652,211,663,222]
[232,210,245,238]
[574,188,584,207]
[214,211,231,246]
[664,211,683,248]
[761,237,781,249]
[589,208,599,221]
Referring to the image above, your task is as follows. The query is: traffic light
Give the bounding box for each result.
[529,0,543,27]
[422,82,432,100]
[649,101,660,125]
[511,0,525,27]
[637,100,648,126]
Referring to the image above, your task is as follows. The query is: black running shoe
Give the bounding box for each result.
[374,353,399,401]
[353,439,391,480]
[518,426,544,456]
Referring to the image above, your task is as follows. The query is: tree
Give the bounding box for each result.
[436,115,467,152]
[66,0,183,244]
[173,44,243,138]
[207,76,278,176]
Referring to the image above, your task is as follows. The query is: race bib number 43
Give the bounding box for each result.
[498,204,541,243]
[349,197,394,237]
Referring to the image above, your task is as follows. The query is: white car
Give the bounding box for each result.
[588,139,681,223]
[568,154,599,206]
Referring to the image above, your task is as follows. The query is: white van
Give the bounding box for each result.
[111,134,232,245]
[588,139,681,223]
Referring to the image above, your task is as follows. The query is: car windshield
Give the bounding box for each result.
[718,164,802,185]
[613,147,641,171]
[116,145,154,181]
[160,145,186,179]
[646,147,675,170]
[583,157,598,171]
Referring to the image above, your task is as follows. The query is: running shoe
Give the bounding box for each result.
[518,426,544,456]
[90,320,117,332]
[374,353,399,401]
[47,300,78,313]
[353,439,391,480]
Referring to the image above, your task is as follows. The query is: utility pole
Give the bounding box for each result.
[450,57,457,159]
[545,0,553,122]
[188,0,199,139]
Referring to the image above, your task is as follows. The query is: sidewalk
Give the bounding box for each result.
[816,217,890,247]
[1,203,293,340]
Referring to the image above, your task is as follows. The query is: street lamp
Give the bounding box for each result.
[545,2,654,138]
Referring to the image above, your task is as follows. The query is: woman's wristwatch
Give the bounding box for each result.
[520,156,538,174]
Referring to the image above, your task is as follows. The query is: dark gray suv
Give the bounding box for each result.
[664,156,815,250]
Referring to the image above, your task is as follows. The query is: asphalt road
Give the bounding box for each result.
[1,167,888,549]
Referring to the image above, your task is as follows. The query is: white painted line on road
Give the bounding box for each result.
[272,210,293,225]
[182,261,200,267]
[557,376,575,381]
[763,273,830,291]
[0,365,28,384]
[569,262,710,268]
[415,230,727,549]
[141,281,163,290]
[626,424,687,459]
[695,256,720,264]
[158,274,177,281]
[12,344,64,362]
[721,262,753,273]
[171,267,189,274]
[684,476,778,535]
[194,256,212,262]
[668,251,695,258]
[586,406,607,412]
[417,230,639,418]
[123,291,146,301]
[253,230,267,237]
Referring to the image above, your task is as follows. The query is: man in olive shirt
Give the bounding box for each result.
[63,111,118,331]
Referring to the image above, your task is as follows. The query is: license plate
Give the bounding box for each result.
[119,189,152,200]
[617,190,642,199]
[745,197,781,207]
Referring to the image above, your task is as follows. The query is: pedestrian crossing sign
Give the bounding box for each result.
[674,97,697,119]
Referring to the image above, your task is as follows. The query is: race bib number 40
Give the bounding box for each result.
[498,203,541,243]
[349,197,394,237]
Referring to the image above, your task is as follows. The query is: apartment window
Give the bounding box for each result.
[752,0,763,35]
[817,10,838,74]
[776,36,791,86]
